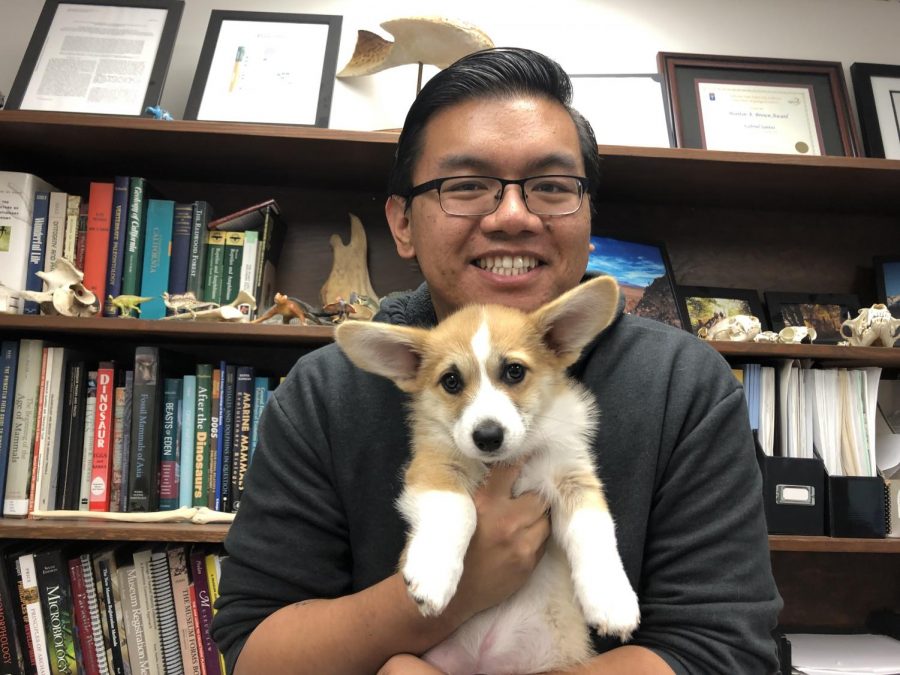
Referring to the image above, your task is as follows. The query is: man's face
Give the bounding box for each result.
[386,96,592,319]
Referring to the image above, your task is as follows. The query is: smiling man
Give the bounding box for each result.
[212,48,781,675]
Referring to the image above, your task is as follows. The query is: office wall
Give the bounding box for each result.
[0,0,898,130]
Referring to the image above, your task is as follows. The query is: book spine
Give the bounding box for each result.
[188,552,219,675]
[159,379,182,511]
[11,555,38,672]
[250,378,270,464]
[148,552,181,675]
[62,195,81,264]
[167,547,199,675]
[0,341,20,517]
[56,361,86,512]
[127,348,161,512]
[35,549,78,675]
[255,207,286,314]
[137,200,174,321]
[78,372,97,512]
[167,203,193,300]
[19,553,52,675]
[231,367,254,512]
[40,348,69,512]
[178,376,197,510]
[186,201,212,300]
[203,555,225,675]
[209,368,222,512]
[220,232,244,306]
[0,547,26,674]
[131,551,162,675]
[118,372,133,513]
[187,584,206,675]
[108,387,126,514]
[103,176,132,316]
[117,563,145,675]
[202,232,226,305]
[3,340,43,517]
[28,347,52,515]
[89,362,117,511]
[237,230,258,319]
[120,178,147,302]
[93,554,125,675]
[78,553,110,675]
[83,182,115,315]
[66,556,101,675]
[192,366,212,509]
[219,365,235,513]
[23,192,50,315]
[43,192,68,280]
[74,204,88,273]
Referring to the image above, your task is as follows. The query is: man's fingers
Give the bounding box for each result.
[480,460,525,497]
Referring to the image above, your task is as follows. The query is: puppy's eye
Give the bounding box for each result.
[440,371,462,394]
[502,363,526,384]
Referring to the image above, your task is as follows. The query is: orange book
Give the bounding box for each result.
[89,361,116,511]
[82,182,114,313]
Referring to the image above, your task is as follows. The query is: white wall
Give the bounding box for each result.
[1,0,898,131]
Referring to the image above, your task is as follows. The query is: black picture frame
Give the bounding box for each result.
[850,62,900,159]
[586,234,688,330]
[676,285,768,336]
[657,52,860,157]
[874,256,900,319]
[763,291,860,344]
[6,0,183,115]
[183,10,342,127]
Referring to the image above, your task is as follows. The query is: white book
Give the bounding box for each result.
[19,552,53,675]
[33,346,68,511]
[133,548,165,675]
[0,171,57,312]
[42,191,69,284]
[3,339,44,516]
[63,194,81,263]
[79,371,97,511]
[238,229,258,318]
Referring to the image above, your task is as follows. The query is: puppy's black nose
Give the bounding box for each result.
[473,422,504,453]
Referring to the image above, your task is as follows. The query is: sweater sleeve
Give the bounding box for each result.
[635,381,783,673]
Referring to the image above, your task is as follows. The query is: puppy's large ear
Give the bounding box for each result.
[531,275,620,364]
[334,321,428,391]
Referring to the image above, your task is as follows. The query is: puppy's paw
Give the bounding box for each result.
[582,584,641,642]
[402,551,463,617]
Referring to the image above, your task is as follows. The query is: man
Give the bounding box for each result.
[212,47,782,674]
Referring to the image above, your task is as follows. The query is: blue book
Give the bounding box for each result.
[250,376,271,462]
[138,199,174,319]
[167,202,194,299]
[0,340,20,514]
[179,375,197,509]
[103,176,131,316]
[231,366,254,511]
[159,378,182,511]
[214,361,227,511]
[23,191,50,314]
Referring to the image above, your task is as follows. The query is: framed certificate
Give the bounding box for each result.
[184,11,342,127]
[658,53,860,157]
[851,62,900,159]
[5,0,184,116]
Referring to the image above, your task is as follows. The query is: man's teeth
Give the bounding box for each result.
[476,255,538,276]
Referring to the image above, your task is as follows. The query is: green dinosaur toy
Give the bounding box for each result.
[108,294,154,317]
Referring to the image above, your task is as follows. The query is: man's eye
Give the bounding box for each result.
[502,363,526,384]
[440,371,463,393]
[444,180,489,192]
[531,180,574,194]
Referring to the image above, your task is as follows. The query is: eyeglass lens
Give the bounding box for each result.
[439,176,583,216]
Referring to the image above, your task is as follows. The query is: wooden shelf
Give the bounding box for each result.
[769,535,900,553]
[0,518,228,543]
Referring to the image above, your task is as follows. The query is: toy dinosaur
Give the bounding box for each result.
[251,292,310,324]
[162,291,219,318]
[108,294,153,317]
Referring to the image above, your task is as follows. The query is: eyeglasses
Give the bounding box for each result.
[404,175,590,217]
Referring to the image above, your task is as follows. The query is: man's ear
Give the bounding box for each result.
[530,275,620,364]
[334,320,427,392]
[386,195,416,259]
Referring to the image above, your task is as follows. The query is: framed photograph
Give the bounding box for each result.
[875,256,900,318]
[657,52,860,157]
[569,74,674,148]
[586,234,688,330]
[851,63,900,159]
[676,286,768,336]
[184,11,342,126]
[5,0,183,115]
[764,292,860,344]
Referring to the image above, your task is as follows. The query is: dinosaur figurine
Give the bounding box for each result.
[162,291,220,318]
[251,292,310,324]
[108,294,153,317]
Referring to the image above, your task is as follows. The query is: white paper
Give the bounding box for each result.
[20,3,167,115]
[869,76,900,159]
[696,81,823,155]
[788,633,900,673]
[197,19,330,124]
[570,75,672,148]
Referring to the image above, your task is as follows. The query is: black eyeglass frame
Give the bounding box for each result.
[403,174,591,216]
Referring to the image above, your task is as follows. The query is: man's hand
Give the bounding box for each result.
[446,461,551,621]
[377,654,444,674]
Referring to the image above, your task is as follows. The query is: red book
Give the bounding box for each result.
[83,182,114,314]
[89,361,116,511]
[67,555,102,675]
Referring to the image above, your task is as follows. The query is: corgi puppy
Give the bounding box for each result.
[334,276,640,674]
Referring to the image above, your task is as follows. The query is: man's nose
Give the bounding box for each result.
[481,184,541,234]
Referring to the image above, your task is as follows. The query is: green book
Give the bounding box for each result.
[187,200,212,299]
[221,231,244,305]
[120,177,149,302]
[203,231,226,304]
[193,364,213,508]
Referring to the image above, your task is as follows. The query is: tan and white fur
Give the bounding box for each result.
[334,276,640,674]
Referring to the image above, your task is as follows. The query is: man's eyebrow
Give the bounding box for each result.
[436,152,581,174]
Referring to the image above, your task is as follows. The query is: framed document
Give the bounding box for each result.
[184,11,342,127]
[658,53,860,157]
[851,62,900,159]
[6,0,183,116]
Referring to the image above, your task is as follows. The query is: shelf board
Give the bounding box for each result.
[0,518,228,543]
[1,111,899,213]
[711,340,900,367]
[768,535,900,553]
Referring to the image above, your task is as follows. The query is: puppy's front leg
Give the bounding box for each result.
[398,450,478,617]
[553,471,640,641]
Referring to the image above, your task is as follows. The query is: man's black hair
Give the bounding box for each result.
[387,47,601,214]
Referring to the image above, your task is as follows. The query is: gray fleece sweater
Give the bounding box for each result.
[212,282,782,674]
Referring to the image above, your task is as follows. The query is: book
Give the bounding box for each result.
[187,550,219,675]
[78,372,97,512]
[34,547,79,674]
[178,376,197,510]
[208,367,222,511]
[127,347,161,512]
[23,191,50,315]
[74,203,88,273]
[0,340,20,517]
[18,550,53,675]
[159,378,182,512]
[137,199,174,320]
[55,360,86,512]
[108,385,126,514]
[231,366,255,512]
[32,347,70,512]
[83,182,115,315]
[237,229,258,318]
[91,549,126,675]
[66,554,103,675]
[62,195,81,265]
[117,372,134,513]
[148,550,181,675]
[103,176,132,317]
[117,557,145,675]
[217,364,236,513]
[250,376,271,464]
[0,172,57,313]
[203,554,226,675]
[26,348,50,516]
[131,549,163,675]
[167,203,194,300]
[167,547,200,675]
[89,362,117,512]
[202,231,226,305]
[0,542,27,674]
[8,548,38,673]
[186,201,212,301]
[221,231,244,306]
[192,365,212,509]
[43,192,68,286]
[120,178,148,303]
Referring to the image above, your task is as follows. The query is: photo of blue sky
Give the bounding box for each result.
[883,260,900,297]
[586,235,666,287]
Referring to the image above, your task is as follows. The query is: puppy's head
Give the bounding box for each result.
[335,276,619,462]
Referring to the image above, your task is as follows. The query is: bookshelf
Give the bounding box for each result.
[1,110,898,635]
